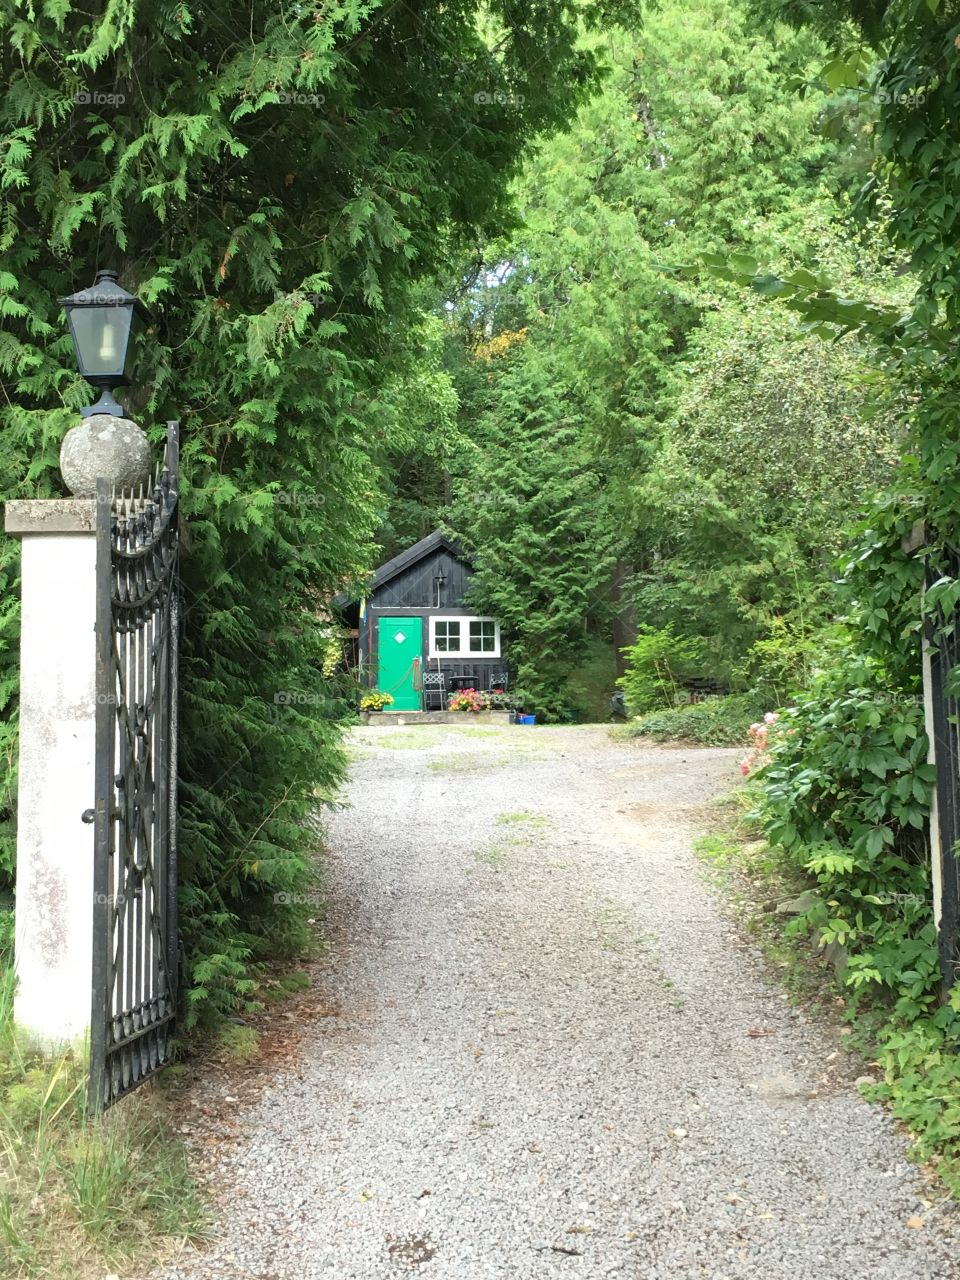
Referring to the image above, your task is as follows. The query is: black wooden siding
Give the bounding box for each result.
[359,542,508,691]
[373,546,470,608]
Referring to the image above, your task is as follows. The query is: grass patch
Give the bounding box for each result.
[473,843,509,869]
[0,964,208,1278]
[473,829,535,869]
[215,1023,260,1062]
[374,729,444,750]
[260,970,312,1001]
[617,692,766,747]
[457,725,514,738]
[495,810,548,829]
[428,753,510,773]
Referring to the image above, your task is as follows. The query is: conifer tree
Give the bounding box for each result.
[0,0,641,1012]
[432,0,900,703]
[449,348,616,717]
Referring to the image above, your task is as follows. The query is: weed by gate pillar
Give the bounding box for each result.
[4,498,99,1050]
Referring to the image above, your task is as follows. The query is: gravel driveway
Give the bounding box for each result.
[156,723,960,1280]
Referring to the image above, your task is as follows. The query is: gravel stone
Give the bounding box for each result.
[152,724,960,1280]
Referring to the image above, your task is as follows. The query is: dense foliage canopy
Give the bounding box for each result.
[391,0,905,714]
[0,0,641,1013]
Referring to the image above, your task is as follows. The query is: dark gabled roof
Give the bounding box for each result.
[333,530,470,610]
[371,529,469,590]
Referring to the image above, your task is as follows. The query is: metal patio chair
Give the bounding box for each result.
[421,671,447,712]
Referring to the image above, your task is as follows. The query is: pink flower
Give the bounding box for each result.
[764,712,778,725]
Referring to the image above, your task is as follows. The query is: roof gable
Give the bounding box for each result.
[372,529,470,590]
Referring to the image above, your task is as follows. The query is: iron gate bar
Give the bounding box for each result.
[89,422,181,1112]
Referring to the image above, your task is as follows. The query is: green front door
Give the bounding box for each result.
[377,617,422,711]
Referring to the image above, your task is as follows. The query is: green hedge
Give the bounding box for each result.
[621,693,766,747]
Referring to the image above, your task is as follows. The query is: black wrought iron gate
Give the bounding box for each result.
[89,421,181,1111]
[926,543,960,993]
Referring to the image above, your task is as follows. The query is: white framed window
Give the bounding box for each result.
[429,615,500,658]
[433,618,462,653]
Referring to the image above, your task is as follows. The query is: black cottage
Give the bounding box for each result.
[348,531,507,712]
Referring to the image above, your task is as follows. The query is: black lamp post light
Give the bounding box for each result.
[60,269,150,419]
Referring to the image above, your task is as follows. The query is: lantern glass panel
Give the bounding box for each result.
[68,305,134,380]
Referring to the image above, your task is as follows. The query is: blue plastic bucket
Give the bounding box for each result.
[517,713,536,725]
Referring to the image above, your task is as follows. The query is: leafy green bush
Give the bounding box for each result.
[743,655,960,1184]
[622,692,764,746]
[754,666,930,867]
[751,657,936,1006]
[617,627,704,715]
[735,617,834,707]
[562,637,619,723]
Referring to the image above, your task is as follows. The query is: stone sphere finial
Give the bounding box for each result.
[60,414,153,497]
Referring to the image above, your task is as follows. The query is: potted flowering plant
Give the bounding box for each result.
[487,687,512,710]
[448,688,490,714]
[360,690,394,712]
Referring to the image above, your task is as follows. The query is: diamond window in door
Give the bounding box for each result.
[394,630,407,643]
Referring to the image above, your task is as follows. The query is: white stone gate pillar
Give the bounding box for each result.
[4,498,98,1050]
[5,408,153,1054]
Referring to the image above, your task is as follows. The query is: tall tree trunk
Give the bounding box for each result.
[611,559,637,678]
